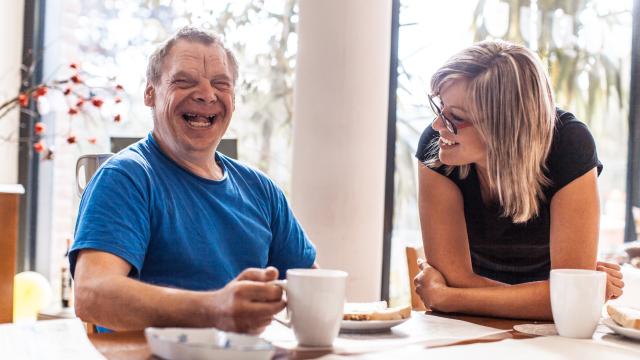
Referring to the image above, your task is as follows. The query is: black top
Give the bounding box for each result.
[415,109,603,284]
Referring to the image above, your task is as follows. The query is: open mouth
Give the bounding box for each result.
[182,112,217,129]
[439,137,459,148]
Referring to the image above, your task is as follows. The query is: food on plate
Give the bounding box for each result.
[343,301,411,321]
[607,304,640,330]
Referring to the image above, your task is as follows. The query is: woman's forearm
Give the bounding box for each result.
[453,272,507,288]
[438,280,552,320]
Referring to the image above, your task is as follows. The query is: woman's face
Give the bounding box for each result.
[432,79,487,168]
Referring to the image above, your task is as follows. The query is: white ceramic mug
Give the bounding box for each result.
[550,269,606,338]
[274,269,347,347]
[76,153,113,196]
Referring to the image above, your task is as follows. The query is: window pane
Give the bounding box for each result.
[391,0,633,306]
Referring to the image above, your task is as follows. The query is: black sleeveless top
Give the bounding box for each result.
[415,109,603,284]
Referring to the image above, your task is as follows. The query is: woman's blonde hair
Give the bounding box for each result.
[428,40,556,223]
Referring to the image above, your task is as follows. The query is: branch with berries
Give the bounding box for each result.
[0,62,127,160]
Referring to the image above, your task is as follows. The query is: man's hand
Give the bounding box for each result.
[209,267,285,334]
[413,259,449,311]
[596,261,624,300]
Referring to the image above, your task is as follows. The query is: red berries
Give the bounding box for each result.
[34,122,46,135]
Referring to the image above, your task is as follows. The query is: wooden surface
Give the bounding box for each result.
[89,312,541,359]
[0,192,20,323]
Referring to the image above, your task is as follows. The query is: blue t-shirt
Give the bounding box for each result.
[70,133,316,291]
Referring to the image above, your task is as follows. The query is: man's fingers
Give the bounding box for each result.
[236,281,283,302]
[237,267,279,282]
[244,299,287,318]
[264,266,279,281]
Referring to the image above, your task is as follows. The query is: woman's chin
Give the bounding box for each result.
[438,154,468,167]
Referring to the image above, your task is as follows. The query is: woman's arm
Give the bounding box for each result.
[416,168,623,320]
[417,163,504,288]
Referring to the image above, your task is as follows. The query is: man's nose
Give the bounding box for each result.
[193,81,217,103]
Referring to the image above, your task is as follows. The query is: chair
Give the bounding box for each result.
[0,185,23,323]
[405,246,427,311]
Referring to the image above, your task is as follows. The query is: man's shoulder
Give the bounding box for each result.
[219,153,268,179]
[103,138,156,174]
[219,153,282,193]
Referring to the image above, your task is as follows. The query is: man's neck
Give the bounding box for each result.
[172,152,224,180]
[154,139,224,180]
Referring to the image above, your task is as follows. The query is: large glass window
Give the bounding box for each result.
[39,0,298,303]
[390,0,633,306]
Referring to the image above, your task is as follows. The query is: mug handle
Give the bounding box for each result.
[76,156,89,197]
[270,280,291,327]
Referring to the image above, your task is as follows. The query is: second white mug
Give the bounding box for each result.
[550,269,606,338]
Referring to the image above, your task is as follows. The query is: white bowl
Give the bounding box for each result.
[144,327,275,360]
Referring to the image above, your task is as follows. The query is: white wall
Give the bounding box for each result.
[291,0,392,301]
[0,1,25,184]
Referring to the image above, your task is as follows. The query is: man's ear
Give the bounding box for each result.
[143,82,155,107]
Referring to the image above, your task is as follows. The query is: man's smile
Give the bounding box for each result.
[182,111,218,129]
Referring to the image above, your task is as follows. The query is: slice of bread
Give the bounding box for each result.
[607,304,640,330]
[343,301,411,321]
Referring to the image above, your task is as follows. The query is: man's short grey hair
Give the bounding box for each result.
[146,26,239,85]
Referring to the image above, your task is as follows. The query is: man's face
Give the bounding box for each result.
[145,40,235,160]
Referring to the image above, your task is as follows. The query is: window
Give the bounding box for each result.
[389,0,633,306]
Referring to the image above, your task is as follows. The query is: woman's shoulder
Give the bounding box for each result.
[546,108,603,192]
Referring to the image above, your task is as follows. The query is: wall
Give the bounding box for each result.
[291,0,392,301]
[0,1,25,184]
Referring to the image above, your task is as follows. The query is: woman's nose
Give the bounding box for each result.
[431,115,445,132]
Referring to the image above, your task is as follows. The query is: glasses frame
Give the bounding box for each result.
[428,94,458,135]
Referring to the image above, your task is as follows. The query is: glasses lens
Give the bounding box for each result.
[428,96,440,116]
[429,95,456,134]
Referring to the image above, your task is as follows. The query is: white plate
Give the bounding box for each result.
[145,327,275,360]
[340,317,409,332]
[602,317,640,341]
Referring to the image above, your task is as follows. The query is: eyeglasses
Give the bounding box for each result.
[428,94,471,135]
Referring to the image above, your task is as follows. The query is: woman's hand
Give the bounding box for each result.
[596,261,624,300]
[413,259,450,311]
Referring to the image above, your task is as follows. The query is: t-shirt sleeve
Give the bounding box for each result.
[415,123,439,162]
[266,183,316,277]
[69,165,151,278]
[548,120,603,193]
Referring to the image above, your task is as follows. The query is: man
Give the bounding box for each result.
[70,27,316,334]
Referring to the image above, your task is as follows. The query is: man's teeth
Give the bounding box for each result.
[183,113,216,127]
[441,137,458,146]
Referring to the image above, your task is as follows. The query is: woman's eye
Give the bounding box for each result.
[452,116,466,124]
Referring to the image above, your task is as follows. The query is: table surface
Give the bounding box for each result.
[89,312,540,359]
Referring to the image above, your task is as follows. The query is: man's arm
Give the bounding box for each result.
[74,250,285,333]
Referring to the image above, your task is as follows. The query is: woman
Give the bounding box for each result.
[413,40,624,320]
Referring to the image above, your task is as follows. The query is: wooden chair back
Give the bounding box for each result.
[0,187,23,323]
[405,246,427,311]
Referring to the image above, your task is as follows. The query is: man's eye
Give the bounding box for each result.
[214,81,231,89]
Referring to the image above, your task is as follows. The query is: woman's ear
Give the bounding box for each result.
[143,82,155,107]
